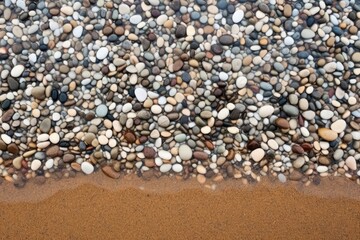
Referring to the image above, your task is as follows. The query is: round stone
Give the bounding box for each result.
[236,76,247,88]
[258,105,274,118]
[96,47,109,60]
[301,29,315,39]
[179,145,192,160]
[81,162,94,174]
[130,15,142,24]
[218,108,229,120]
[31,160,42,171]
[158,150,172,160]
[49,133,60,144]
[250,148,265,162]
[158,116,170,127]
[330,119,346,133]
[96,104,108,117]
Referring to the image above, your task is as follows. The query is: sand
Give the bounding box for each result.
[0,174,359,240]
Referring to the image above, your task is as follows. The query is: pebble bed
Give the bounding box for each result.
[0,0,360,188]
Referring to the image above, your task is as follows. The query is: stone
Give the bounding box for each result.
[283,104,299,117]
[143,147,156,158]
[219,34,234,45]
[81,162,94,174]
[275,118,290,129]
[345,156,357,170]
[135,88,147,102]
[31,86,46,100]
[236,76,247,89]
[40,118,51,133]
[193,151,208,161]
[101,166,120,179]
[258,105,274,118]
[96,47,109,60]
[250,148,265,162]
[96,104,108,117]
[352,52,360,62]
[301,29,315,39]
[10,65,24,78]
[31,160,42,171]
[158,150,172,160]
[179,145,192,160]
[293,157,305,169]
[218,108,229,120]
[73,26,83,38]
[232,10,244,23]
[331,119,346,133]
[318,128,338,141]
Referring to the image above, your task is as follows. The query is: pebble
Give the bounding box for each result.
[250,148,265,162]
[331,119,346,133]
[96,104,108,117]
[179,145,192,160]
[81,162,94,175]
[31,160,42,171]
[345,157,357,170]
[318,128,338,141]
[10,65,24,77]
[135,88,147,102]
[258,105,274,118]
[236,76,247,89]
[96,47,109,60]
[232,10,244,23]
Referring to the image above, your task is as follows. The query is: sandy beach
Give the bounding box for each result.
[0,174,359,240]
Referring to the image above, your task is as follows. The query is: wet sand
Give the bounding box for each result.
[0,174,360,240]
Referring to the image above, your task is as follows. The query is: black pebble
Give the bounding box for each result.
[59,92,68,103]
[1,99,11,110]
[51,89,59,101]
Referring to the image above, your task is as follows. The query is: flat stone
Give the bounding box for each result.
[101,165,120,179]
[318,128,338,141]
[158,116,170,127]
[301,29,315,39]
[258,105,274,118]
[10,65,24,78]
[193,151,208,161]
[219,34,234,45]
[1,134,11,144]
[250,148,265,162]
[172,59,183,72]
[283,104,299,117]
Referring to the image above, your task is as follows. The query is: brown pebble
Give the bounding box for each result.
[46,145,61,157]
[101,165,120,179]
[143,147,156,158]
[63,153,75,163]
[124,130,136,143]
[247,139,260,151]
[275,118,290,129]
[193,151,209,161]
[292,144,304,154]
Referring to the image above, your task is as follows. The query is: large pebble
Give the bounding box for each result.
[258,105,274,118]
[96,47,109,60]
[10,65,24,77]
[81,162,94,174]
[250,148,265,162]
[318,128,338,141]
[179,145,192,160]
